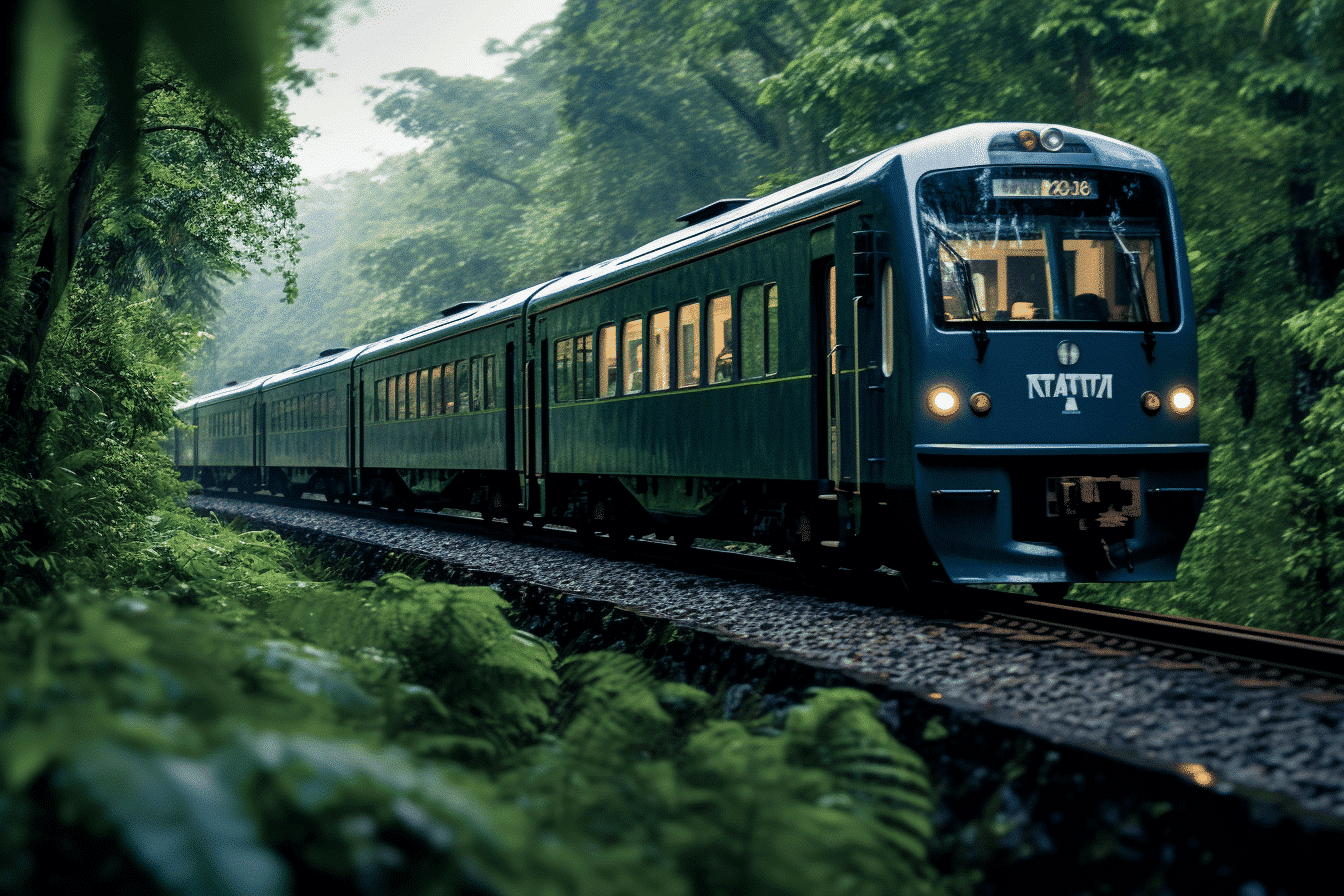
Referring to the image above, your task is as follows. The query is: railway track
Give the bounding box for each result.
[202,489,1344,697]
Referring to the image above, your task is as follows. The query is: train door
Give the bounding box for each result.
[348,366,359,500]
[811,224,859,492]
[526,317,549,518]
[505,325,517,477]
[252,396,262,481]
[355,369,365,498]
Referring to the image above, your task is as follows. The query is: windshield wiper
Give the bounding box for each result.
[936,232,989,362]
[1110,224,1157,361]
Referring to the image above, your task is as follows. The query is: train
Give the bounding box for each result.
[169,122,1210,595]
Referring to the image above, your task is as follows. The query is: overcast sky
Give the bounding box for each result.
[288,0,565,180]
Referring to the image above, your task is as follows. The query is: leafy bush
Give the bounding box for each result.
[0,515,937,894]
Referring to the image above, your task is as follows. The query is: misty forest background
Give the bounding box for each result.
[199,0,1344,638]
[0,1,1341,892]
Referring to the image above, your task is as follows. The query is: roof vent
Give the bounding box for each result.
[675,198,752,227]
[441,301,484,318]
[225,381,238,387]
[318,347,347,358]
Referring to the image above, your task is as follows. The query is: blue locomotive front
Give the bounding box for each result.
[897,125,1208,586]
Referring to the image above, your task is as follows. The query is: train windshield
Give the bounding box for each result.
[918,167,1178,329]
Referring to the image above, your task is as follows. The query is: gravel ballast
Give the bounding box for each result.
[191,495,1344,892]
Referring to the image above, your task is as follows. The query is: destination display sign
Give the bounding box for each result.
[991,177,1099,199]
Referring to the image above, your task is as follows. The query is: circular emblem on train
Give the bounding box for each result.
[1057,341,1080,366]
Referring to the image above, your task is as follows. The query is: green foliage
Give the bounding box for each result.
[503,674,936,896]
[1,0,312,599]
[0,510,938,893]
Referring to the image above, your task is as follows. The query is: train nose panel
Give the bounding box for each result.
[913,444,1208,584]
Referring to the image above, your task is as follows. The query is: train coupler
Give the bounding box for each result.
[1103,538,1135,573]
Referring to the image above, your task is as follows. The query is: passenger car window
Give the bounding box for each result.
[470,357,482,411]
[554,338,574,403]
[441,363,455,414]
[484,355,497,409]
[709,294,733,383]
[456,361,470,412]
[649,311,670,392]
[676,302,700,387]
[622,318,644,394]
[741,284,764,379]
[766,283,779,375]
[575,334,593,399]
[597,325,617,398]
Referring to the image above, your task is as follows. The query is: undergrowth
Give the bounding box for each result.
[0,508,940,894]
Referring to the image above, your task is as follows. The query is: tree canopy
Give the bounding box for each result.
[0,0,328,602]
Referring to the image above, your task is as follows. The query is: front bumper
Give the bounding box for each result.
[913,443,1210,584]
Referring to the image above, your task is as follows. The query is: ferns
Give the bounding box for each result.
[0,514,939,894]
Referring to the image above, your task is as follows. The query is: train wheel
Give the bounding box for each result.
[786,508,824,567]
[594,497,630,544]
[482,489,506,525]
[1031,582,1071,601]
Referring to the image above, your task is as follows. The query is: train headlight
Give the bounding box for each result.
[1040,127,1066,152]
[927,386,959,418]
[1169,386,1195,415]
[969,391,992,416]
[1140,391,1161,416]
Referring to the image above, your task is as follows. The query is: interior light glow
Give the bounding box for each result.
[1169,387,1195,414]
[928,386,959,417]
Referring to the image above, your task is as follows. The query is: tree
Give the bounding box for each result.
[0,0,329,602]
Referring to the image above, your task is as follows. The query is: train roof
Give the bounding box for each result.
[177,373,269,412]
[525,121,1168,313]
[351,284,543,365]
[179,122,1171,406]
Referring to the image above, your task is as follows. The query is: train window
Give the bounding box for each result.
[921,168,1176,328]
[484,355,497,409]
[740,284,764,379]
[575,334,594,399]
[882,261,895,377]
[428,367,441,416]
[410,371,422,418]
[676,302,700,387]
[649,311,670,392]
[709,294,733,383]
[380,378,390,422]
[393,375,404,420]
[470,357,483,411]
[419,368,431,417]
[766,283,779,375]
[597,325,617,398]
[554,338,574,403]
[622,319,644,394]
[456,361,470,413]
[441,363,455,414]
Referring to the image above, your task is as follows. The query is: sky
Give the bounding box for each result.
[288,0,566,180]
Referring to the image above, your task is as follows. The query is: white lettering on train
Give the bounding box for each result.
[1027,373,1112,414]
